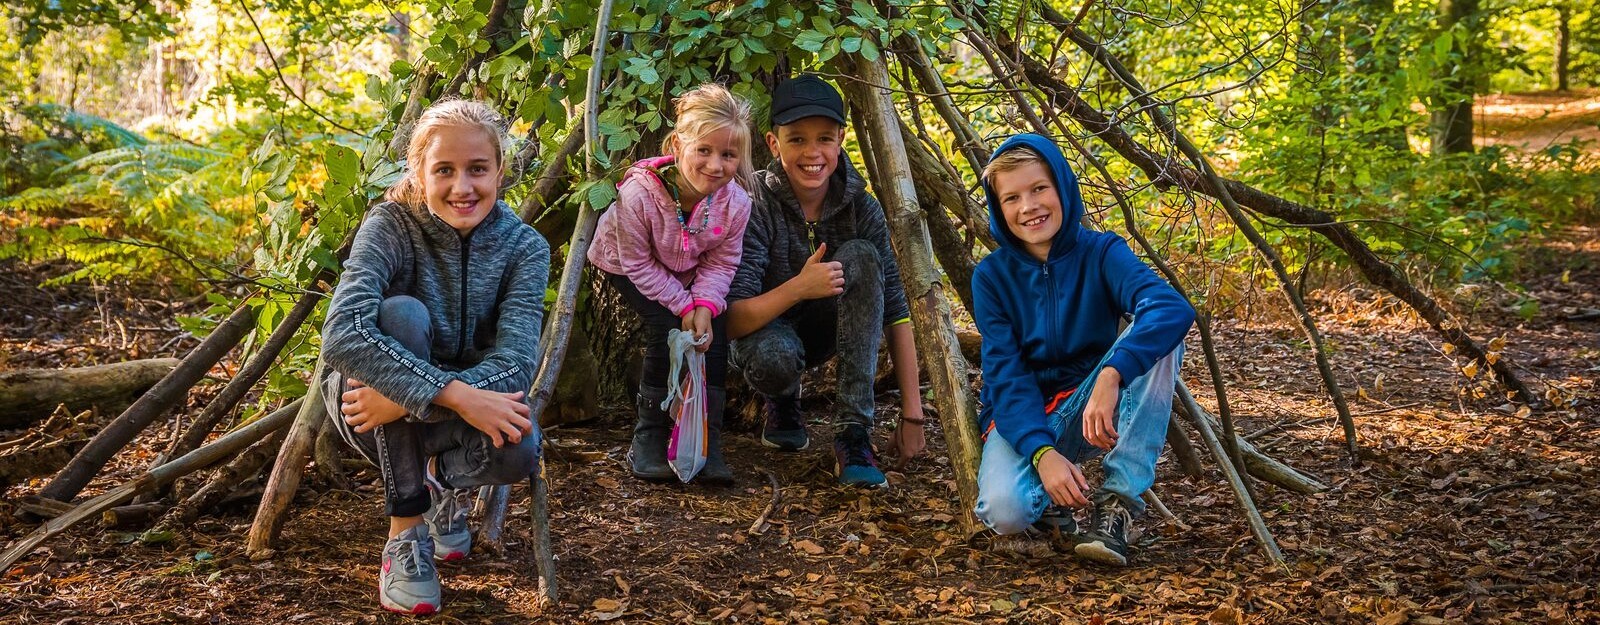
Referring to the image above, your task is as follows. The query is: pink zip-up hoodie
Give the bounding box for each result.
[587,155,751,316]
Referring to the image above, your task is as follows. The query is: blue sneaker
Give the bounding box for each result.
[833,426,886,487]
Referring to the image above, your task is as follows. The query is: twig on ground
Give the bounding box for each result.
[748,469,782,536]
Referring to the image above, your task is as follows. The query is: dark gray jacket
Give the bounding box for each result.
[322,200,550,422]
[728,155,910,325]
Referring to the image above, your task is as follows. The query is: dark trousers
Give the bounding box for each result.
[603,271,730,391]
[325,295,541,518]
[731,239,884,430]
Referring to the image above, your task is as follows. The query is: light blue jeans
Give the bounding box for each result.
[974,339,1184,535]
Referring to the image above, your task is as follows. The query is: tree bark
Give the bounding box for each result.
[40,299,258,503]
[1554,4,1571,92]
[899,119,983,313]
[246,359,329,558]
[1430,0,1480,155]
[0,358,179,431]
[0,397,301,572]
[159,425,288,529]
[841,53,984,534]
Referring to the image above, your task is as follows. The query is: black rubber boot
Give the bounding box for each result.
[629,384,675,483]
[698,387,734,485]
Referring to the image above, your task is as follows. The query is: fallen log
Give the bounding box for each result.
[0,397,302,571]
[0,407,101,489]
[0,358,180,431]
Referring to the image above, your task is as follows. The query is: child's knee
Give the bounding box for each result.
[377,295,432,350]
[735,336,803,395]
[833,239,881,281]
[974,487,1040,535]
[479,433,541,485]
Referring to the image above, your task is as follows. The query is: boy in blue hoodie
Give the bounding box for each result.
[971,134,1194,565]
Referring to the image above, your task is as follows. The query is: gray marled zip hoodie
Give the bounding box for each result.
[322,200,551,422]
[728,154,910,324]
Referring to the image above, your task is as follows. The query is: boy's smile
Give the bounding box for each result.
[991,160,1063,262]
[766,117,845,209]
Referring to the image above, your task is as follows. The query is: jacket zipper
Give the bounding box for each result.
[456,229,472,361]
[806,221,818,254]
[1042,259,1059,364]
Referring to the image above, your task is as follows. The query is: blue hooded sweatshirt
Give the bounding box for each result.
[973,134,1195,462]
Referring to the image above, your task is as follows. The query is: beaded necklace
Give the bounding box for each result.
[648,162,718,251]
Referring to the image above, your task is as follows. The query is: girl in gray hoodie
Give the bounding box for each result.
[320,99,551,615]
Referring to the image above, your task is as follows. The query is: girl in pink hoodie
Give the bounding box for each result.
[587,83,754,485]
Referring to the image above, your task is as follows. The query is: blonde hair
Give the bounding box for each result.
[662,83,755,191]
[385,99,508,206]
[981,145,1046,186]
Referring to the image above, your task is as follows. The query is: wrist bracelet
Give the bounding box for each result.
[1030,445,1055,469]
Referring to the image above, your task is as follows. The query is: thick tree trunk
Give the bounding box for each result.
[0,358,179,431]
[841,53,984,534]
[580,268,642,405]
[1430,0,1480,155]
[1554,4,1571,92]
[41,299,258,503]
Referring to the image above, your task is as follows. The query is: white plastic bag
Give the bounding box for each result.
[662,328,709,482]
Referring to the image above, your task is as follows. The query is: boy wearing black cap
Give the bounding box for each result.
[724,74,927,487]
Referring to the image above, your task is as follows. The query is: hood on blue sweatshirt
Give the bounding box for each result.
[971,134,1195,463]
[982,133,1084,263]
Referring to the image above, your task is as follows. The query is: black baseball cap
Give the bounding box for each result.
[770,74,847,127]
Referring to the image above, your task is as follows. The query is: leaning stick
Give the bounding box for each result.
[1175,383,1286,566]
[245,359,330,558]
[0,398,301,571]
[40,296,259,503]
[159,284,325,466]
[476,0,617,602]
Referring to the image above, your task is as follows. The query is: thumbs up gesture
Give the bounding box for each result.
[792,242,846,300]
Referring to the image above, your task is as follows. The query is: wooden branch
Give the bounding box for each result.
[0,358,179,430]
[1174,383,1286,566]
[520,122,586,224]
[898,38,992,176]
[473,484,512,555]
[159,425,289,529]
[898,120,981,312]
[1165,418,1204,477]
[245,359,329,559]
[0,398,301,572]
[160,284,324,466]
[841,52,984,534]
[41,297,258,503]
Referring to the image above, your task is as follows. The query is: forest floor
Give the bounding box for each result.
[1477,88,1600,150]
[0,95,1597,623]
[1,225,1595,624]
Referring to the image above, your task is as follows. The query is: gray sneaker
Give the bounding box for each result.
[380,524,442,615]
[425,479,473,562]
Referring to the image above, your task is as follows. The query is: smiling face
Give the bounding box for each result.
[765,116,845,203]
[990,160,1062,262]
[670,125,743,203]
[417,125,502,236]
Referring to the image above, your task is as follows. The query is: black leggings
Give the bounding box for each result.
[603,271,729,390]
